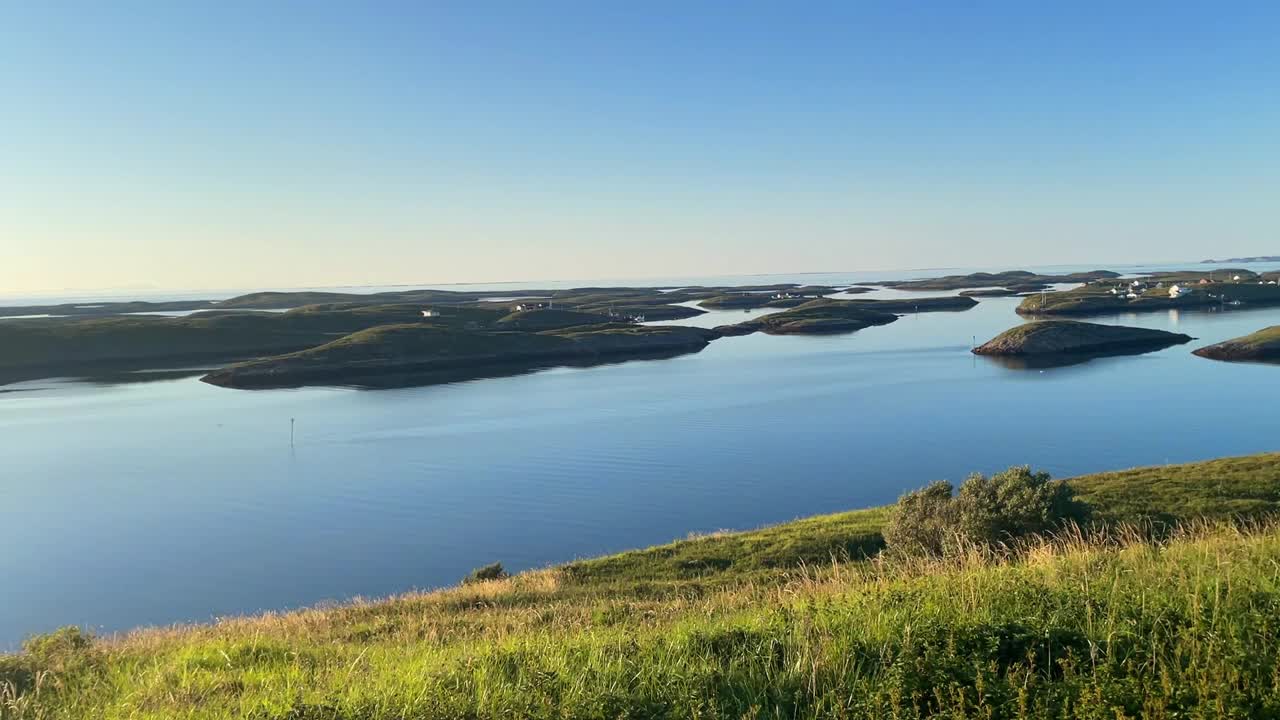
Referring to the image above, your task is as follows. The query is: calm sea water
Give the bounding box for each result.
[4,265,1280,648]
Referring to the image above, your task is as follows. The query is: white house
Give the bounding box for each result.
[1168,284,1191,299]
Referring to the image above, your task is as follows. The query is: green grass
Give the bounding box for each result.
[6,453,1280,719]
[1072,452,1280,523]
[565,507,888,585]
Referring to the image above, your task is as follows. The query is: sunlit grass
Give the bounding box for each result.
[5,452,1280,718]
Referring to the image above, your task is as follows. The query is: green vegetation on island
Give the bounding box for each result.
[882,269,1119,292]
[973,320,1192,361]
[698,294,811,310]
[0,300,215,319]
[494,308,618,331]
[696,288,837,310]
[1,285,984,387]
[715,296,977,337]
[0,304,507,385]
[1193,325,1280,363]
[715,299,900,336]
[1018,272,1280,316]
[201,323,719,389]
[7,452,1280,718]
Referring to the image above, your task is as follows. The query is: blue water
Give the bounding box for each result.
[3,267,1280,648]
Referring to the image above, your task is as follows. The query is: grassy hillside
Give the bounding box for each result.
[5,453,1280,719]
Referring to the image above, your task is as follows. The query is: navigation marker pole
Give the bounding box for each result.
[291,418,296,447]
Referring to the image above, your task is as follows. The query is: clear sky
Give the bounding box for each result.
[3,2,1278,293]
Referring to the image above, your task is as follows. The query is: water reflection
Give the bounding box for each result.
[976,344,1182,370]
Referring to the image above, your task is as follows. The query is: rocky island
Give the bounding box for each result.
[1192,326,1280,363]
[973,320,1192,367]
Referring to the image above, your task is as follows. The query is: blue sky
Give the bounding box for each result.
[3,2,1278,292]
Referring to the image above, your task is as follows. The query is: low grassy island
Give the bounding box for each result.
[201,323,719,389]
[9,452,1280,718]
[883,269,1119,292]
[1193,326,1280,363]
[715,299,900,336]
[974,320,1192,358]
[715,296,977,336]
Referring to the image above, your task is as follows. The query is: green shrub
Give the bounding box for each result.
[22,626,93,668]
[883,481,959,556]
[463,562,509,584]
[0,627,96,700]
[886,467,1087,556]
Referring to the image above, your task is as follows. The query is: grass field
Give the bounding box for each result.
[4,453,1280,719]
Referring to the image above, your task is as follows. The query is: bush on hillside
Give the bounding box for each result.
[1,627,96,697]
[463,562,509,584]
[883,481,959,556]
[23,626,93,666]
[885,466,1087,556]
